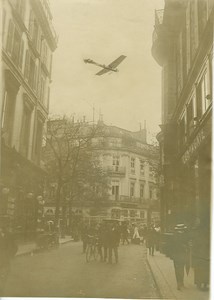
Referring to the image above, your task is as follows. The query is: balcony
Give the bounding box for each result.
[104,166,126,176]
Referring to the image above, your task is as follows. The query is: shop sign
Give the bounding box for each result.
[181,129,206,164]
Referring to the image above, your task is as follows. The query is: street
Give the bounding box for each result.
[4,242,159,298]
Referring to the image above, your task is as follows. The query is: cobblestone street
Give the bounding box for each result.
[4,242,159,298]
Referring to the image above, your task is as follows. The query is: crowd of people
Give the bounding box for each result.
[80,221,161,264]
[80,219,210,292]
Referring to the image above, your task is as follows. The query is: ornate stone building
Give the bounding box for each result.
[1,0,57,236]
[70,122,160,224]
[152,0,213,231]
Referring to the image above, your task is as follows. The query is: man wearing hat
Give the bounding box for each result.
[171,224,189,290]
[0,216,18,295]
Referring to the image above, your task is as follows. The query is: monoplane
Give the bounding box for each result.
[84,55,126,75]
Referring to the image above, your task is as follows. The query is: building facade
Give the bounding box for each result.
[70,123,160,225]
[1,0,57,236]
[152,0,213,231]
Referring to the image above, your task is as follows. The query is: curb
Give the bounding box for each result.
[146,256,163,299]
[146,254,176,300]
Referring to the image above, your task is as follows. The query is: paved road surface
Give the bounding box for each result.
[4,242,160,298]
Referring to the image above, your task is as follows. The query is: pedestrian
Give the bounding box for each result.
[0,216,18,295]
[121,222,129,245]
[132,224,140,244]
[171,224,189,290]
[80,222,89,253]
[154,225,161,251]
[108,222,120,264]
[102,222,110,262]
[191,218,210,290]
[146,226,156,256]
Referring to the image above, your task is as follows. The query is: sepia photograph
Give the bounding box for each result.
[0,0,213,299]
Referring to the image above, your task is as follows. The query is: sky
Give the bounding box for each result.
[49,0,164,137]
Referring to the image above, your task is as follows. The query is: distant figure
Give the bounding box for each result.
[108,223,120,264]
[121,223,129,245]
[192,218,210,290]
[0,217,18,295]
[146,226,156,256]
[154,225,161,251]
[132,225,140,244]
[171,224,189,290]
[80,222,89,253]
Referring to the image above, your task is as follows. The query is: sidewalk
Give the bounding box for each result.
[16,236,74,256]
[147,250,210,300]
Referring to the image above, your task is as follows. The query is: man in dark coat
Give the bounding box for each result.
[191,219,210,290]
[171,224,189,290]
[0,217,18,295]
[108,222,120,264]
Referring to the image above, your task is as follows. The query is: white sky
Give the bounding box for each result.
[49,0,164,135]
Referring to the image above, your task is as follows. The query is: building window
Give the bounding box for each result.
[24,50,37,91]
[140,184,144,198]
[20,106,32,157]
[130,182,135,197]
[113,155,120,171]
[6,20,24,68]
[179,116,186,150]
[196,70,210,120]
[112,182,119,200]
[131,157,135,169]
[34,120,43,163]
[140,160,145,175]
[150,188,153,199]
[187,99,194,136]
[1,91,16,146]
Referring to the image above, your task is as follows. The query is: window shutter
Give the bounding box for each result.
[24,50,30,80]
[6,20,14,54]
[18,39,24,70]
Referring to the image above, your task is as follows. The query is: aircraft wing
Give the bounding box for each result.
[96,68,110,76]
[108,55,126,68]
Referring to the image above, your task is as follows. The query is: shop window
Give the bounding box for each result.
[130,210,135,218]
[140,211,145,219]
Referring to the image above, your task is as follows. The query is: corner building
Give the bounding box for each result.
[1,0,57,236]
[152,0,213,231]
[72,123,160,225]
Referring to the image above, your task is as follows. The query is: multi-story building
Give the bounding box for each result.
[152,0,213,231]
[1,0,57,235]
[70,122,160,225]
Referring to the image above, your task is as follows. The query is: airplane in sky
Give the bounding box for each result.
[84,55,126,76]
